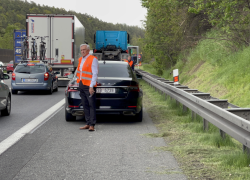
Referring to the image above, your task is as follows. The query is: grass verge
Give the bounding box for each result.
[140,79,250,180]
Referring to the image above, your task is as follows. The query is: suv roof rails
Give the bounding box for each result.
[19,60,49,64]
[20,60,29,64]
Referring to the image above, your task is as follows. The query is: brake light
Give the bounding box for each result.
[65,84,79,94]
[126,50,128,53]
[69,105,80,108]
[128,106,137,108]
[12,73,16,80]
[44,72,49,81]
[68,86,78,92]
[94,49,97,53]
[129,84,140,92]
[27,64,35,66]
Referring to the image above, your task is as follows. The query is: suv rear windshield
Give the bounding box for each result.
[98,64,132,78]
[15,64,46,74]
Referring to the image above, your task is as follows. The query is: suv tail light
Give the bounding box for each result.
[65,84,79,94]
[44,72,49,81]
[129,84,140,92]
[12,73,16,80]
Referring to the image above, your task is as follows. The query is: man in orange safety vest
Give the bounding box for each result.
[77,44,98,131]
[123,56,134,70]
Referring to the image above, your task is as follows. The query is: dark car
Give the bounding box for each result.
[7,61,14,74]
[0,72,11,116]
[65,61,143,122]
[11,60,59,95]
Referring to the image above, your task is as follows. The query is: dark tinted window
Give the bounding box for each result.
[15,65,46,74]
[98,63,132,77]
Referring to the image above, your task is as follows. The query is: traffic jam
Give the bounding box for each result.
[0,13,184,180]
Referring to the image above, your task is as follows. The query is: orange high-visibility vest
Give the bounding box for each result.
[125,60,133,67]
[76,55,97,87]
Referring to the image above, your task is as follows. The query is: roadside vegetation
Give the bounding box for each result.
[141,29,250,107]
[137,2,250,178]
[140,80,250,179]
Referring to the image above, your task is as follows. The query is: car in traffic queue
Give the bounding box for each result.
[7,61,14,74]
[0,72,11,116]
[11,60,59,95]
[65,61,143,122]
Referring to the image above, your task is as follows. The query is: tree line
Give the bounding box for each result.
[0,0,145,50]
[141,0,250,75]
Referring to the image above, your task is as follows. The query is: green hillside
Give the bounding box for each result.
[140,0,250,107]
[0,0,144,50]
[142,29,250,108]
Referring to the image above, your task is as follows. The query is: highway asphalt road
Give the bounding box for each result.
[0,78,187,180]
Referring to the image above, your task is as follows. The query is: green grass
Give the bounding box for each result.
[140,29,250,179]
[140,79,250,179]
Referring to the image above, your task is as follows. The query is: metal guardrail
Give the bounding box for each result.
[135,69,250,153]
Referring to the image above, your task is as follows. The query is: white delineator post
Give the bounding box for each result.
[173,69,179,85]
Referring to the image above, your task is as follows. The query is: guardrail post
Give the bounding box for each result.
[176,100,179,106]
[203,118,209,131]
[165,94,167,100]
[183,105,187,113]
[243,145,250,157]
[219,129,225,139]
[192,111,196,121]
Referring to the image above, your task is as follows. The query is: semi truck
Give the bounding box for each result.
[93,30,130,61]
[25,14,85,86]
[13,29,26,65]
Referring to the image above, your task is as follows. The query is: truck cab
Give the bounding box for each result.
[92,31,130,61]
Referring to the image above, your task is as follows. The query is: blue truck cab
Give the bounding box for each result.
[93,31,130,61]
[94,31,129,52]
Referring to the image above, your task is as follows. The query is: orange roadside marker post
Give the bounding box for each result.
[173,69,179,85]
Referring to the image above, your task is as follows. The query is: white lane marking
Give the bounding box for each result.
[0,99,65,155]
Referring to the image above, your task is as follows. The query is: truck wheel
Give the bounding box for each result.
[1,95,11,116]
[65,107,76,121]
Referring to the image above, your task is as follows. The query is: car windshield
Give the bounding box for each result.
[98,64,132,78]
[15,65,45,74]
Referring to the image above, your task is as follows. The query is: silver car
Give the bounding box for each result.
[0,72,11,116]
[11,61,59,94]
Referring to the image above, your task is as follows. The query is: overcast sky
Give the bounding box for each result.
[28,0,147,28]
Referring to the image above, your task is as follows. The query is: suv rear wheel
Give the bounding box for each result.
[47,83,53,94]
[1,95,11,116]
[54,83,58,92]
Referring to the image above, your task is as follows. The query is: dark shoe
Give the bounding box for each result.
[79,125,90,130]
[89,126,95,131]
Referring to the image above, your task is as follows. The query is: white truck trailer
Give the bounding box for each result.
[26,14,85,86]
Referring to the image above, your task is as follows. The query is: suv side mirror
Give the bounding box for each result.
[3,74,9,80]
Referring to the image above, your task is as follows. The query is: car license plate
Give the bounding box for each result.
[22,79,38,83]
[96,88,115,93]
